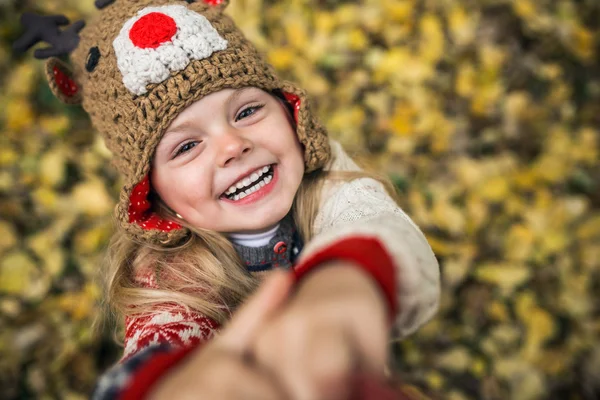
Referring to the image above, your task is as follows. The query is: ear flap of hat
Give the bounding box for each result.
[44,58,83,105]
[280,81,331,173]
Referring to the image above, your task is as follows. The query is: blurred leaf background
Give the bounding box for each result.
[1,0,599,399]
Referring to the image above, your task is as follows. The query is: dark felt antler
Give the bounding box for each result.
[95,0,116,9]
[12,13,85,59]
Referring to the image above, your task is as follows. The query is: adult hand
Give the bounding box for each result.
[251,261,390,400]
[148,270,294,400]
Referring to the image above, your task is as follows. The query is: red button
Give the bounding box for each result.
[273,241,287,254]
[129,12,177,49]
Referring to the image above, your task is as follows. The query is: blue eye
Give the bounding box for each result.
[174,141,199,158]
[235,104,265,122]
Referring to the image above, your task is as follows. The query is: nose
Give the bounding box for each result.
[129,12,177,49]
[216,130,253,167]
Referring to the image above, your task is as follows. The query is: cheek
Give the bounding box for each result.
[185,181,212,203]
[151,166,208,208]
[177,167,215,203]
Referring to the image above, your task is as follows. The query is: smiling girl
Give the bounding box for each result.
[15,1,440,399]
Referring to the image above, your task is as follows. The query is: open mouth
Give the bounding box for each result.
[221,164,275,201]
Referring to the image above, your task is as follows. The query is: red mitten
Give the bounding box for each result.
[351,374,429,400]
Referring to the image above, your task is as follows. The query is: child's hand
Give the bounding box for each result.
[251,261,390,400]
[148,270,294,400]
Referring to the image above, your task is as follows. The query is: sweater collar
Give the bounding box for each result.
[231,213,303,273]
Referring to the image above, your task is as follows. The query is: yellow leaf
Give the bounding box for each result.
[453,157,484,187]
[569,25,595,61]
[6,63,37,97]
[419,13,444,63]
[44,248,65,278]
[522,308,556,361]
[383,0,413,22]
[74,223,111,255]
[58,291,94,321]
[475,263,530,295]
[448,6,477,47]
[533,156,571,183]
[348,28,368,51]
[476,176,510,202]
[267,47,295,70]
[487,300,510,322]
[503,91,530,136]
[560,273,592,318]
[470,82,503,116]
[314,11,335,35]
[456,62,476,97]
[432,198,466,235]
[334,4,359,26]
[39,147,67,187]
[537,349,571,376]
[437,347,471,372]
[71,179,114,217]
[0,146,18,167]
[513,0,537,19]
[0,251,37,295]
[425,370,445,390]
[495,357,546,399]
[426,236,454,257]
[471,358,486,378]
[576,214,600,241]
[390,102,417,136]
[505,224,535,262]
[515,292,556,362]
[0,298,21,317]
[284,19,308,50]
[479,45,506,73]
[443,258,470,289]
[0,221,17,255]
[537,63,562,80]
[579,243,600,271]
[573,127,599,165]
[538,229,569,255]
[5,99,35,132]
[39,114,71,136]
[407,189,432,226]
[93,135,114,160]
[513,168,537,188]
[27,217,76,259]
[32,187,59,214]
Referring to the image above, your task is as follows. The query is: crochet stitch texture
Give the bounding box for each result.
[42,0,331,246]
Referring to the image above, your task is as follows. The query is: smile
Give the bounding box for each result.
[222,164,275,201]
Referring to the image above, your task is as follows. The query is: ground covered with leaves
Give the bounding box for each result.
[1,0,599,399]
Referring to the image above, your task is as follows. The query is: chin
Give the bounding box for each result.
[244,210,290,231]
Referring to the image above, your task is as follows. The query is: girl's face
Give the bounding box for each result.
[151,87,305,234]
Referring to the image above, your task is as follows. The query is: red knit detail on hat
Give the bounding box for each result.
[52,66,79,97]
[129,12,178,49]
[129,175,182,232]
[282,91,301,123]
[203,0,226,5]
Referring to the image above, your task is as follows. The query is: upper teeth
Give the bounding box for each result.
[225,166,271,195]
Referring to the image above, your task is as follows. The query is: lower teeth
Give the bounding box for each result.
[228,168,273,201]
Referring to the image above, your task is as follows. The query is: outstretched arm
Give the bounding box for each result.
[296,139,440,337]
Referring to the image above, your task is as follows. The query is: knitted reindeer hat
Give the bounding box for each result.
[15,0,331,246]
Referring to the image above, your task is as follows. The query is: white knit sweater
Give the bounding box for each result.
[303,139,440,337]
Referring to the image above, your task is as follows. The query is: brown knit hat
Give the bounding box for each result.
[15,0,331,246]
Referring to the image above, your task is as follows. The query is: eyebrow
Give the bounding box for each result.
[165,87,255,134]
[226,87,255,114]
